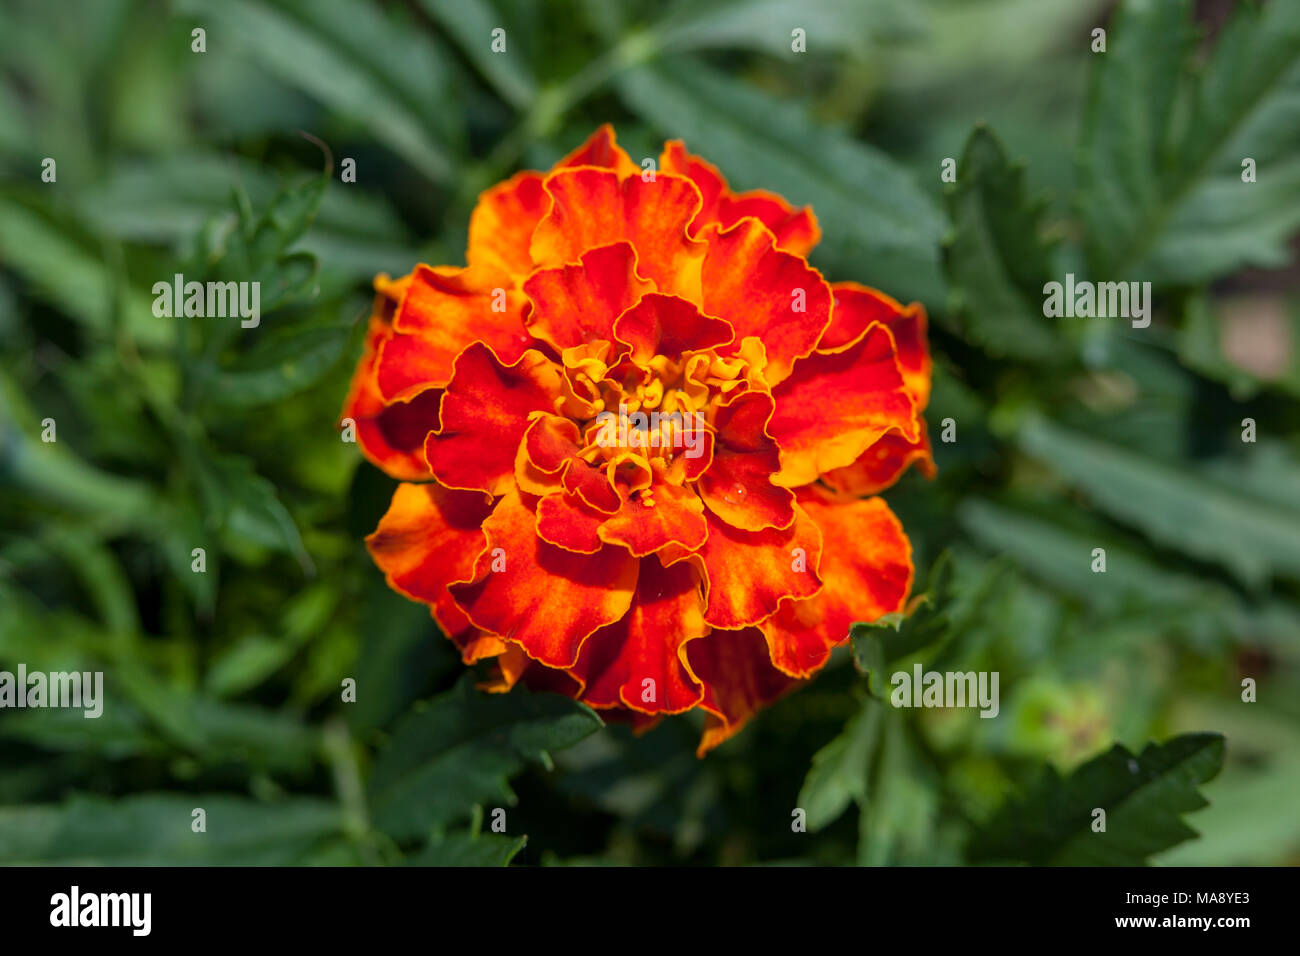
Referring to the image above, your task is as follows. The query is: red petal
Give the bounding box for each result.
[700,219,831,384]
[536,491,605,554]
[366,482,494,639]
[467,171,550,279]
[687,627,802,755]
[612,292,734,362]
[820,283,931,407]
[759,487,913,677]
[769,323,917,487]
[697,390,795,531]
[822,420,937,496]
[597,476,708,557]
[377,265,533,400]
[523,241,653,352]
[530,168,706,302]
[557,123,640,178]
[570,558,707,713]
[424,344,562,494]
[448,488,639,668]
[692,503,822,629]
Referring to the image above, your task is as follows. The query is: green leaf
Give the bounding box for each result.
[850,552,955,695]
[179,0,461,182]
[0,197,167,347]
[941,125,1063,361]
[203,316,352,408]
[0,794,342,865]
[651,0,924,62]
[1017,415,1300,588]
[967,733,1226,865]
[369,677,603,841]
[615,60,946,307]
[419,0,535,109]
[796,695,884,831]
[1080,0,1300,282]
[407,832,527,867]
[80,153,415,279]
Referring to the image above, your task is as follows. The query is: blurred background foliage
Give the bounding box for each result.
[1,0,1297,865]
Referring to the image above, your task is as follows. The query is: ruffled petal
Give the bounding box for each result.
[769,323,917,487]
[660,141,820,256]
[448,488,639,668]
[570,558,707,713]
[687,627,802,755]
[822,420,937,496]
[366,482,494,639]
[340,302,440,481]
[522,241,653,352]
[690,503,822,629]
[758,487,913,677]
[466,171,550,279]
[424,344,563,494]
[378,265,533,400]
[700,219,831,384]
[558,123,641,179]
[597,474,708,557]
[819,283,931,408]
[697,390,795,531]
[530,168,706,302]
[612,292,733,362]
[536,490,605,554]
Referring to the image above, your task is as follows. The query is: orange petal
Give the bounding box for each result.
[612,292,733,362]
[700,219,831,384]
[377,265,534,400]
[597,475,708,557]
[769,323,917,487]
[448,487,639,668]
[822,419,937,496]
[660,141,820,256]
[466,171,550,279]
[687,627,802,755]
[557,123,641,179]
[570,558,707,714]
[692,503,822,629]
[718,192,820,259]
[366,482,494,639]
[530,168,706,302]
[424,344,562,494]
[522,241,653,352]
[820,283,931,407]
[758,487,913,677]
[536,491,605,554]
[340,312,440,481]
[697,390,794,532]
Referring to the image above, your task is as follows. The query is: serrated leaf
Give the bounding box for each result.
[615,60,946,307]
[407,832,528,867]
[1018,415,1300,588]
[850,552,955,695]
[1080,0,1300,282]
[369,677,603,841]
[0,794,341,865]
[967,733,1226,865]
[941,125,1062,360]
[203,317,352,408]
[796,695,884,831]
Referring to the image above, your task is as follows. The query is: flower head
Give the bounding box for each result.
[342,126,935,754]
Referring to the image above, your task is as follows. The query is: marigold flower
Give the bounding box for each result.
[341,125,935,754]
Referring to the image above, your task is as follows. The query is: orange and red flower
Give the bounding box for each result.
[342,125,935,754]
